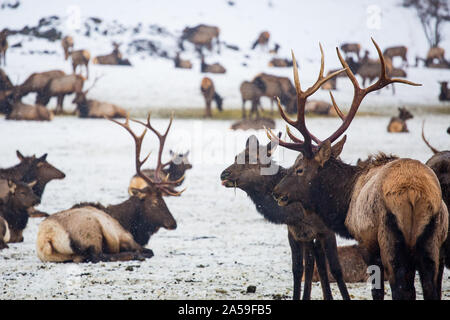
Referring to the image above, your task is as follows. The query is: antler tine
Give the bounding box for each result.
[421,121,439,154]
[329,91,345,121]
[265,126,317,153]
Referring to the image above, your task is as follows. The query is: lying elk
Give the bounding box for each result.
[37,114,183,263]
[0,29,8,66]
[383,45,408,67]
[61,35,74,60]
[422,123,450,269]
[200,56,226,74]
[0,151,65,217]
[439,81,450,101]
[15,70,66,102]
[93,42,131,66]
[340,43,361,60]
[240,80,263,119]
[220,135,350,300]
[201,77,223,117]
[270,39,448,300]
[38,74,85,114]
[268,58,294,68]
[72,76,127,118]
[174,52,192,69]
[387,107,413,133]
[0,179,39,244]
[6,101,53,121]
[252,73,297,114]
[0,67,13,90]
[69,49,90,78]
[251,31,270,50]
[179,24,220,54]
[128,150,192,195]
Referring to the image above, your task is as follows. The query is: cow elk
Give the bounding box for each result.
[220,135,350,300]
[201,77,223,117]
[240,80,263,119]
[383,46,408,67]
[6,102,53,121]
[340,43,361,60]
[439,81,450,101]
[268,58,294,68]
[427,46,446,65]
[179,24,220,54]
[174,52,192,69]
[387,107,413,133]
[0,29,8,66]
[36,114,183,263]
[0,68,13,90]
[72,76,126,118]
[38,74,85,114]
[15,70,66,102]
[200,56,226,74]
[69,49,90,78]
[128,150,192,195]
[251,31,270,50]
[269,39,448,300]
[93,42,131,66]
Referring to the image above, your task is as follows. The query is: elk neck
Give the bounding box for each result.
[165,162,186,182]
[0,198,29,231]
[308,157,360,239]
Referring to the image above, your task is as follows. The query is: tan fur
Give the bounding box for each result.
[7,102,53,121]
[427,47,445,62]
[37,207,142,262]
[82,100,127,118]
[69,49,90,78]
[61,36,74,60]
[305,100,333,115]
[0,216,10,248]
[387,119,405,132]
[128,176,147,195]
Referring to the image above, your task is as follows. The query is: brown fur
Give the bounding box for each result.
[439,82,450,101]
[201,77,222,117]
[16,70,66,101]
[383,46,408,66]
[0,29,8,66]
[252,73,297,114]
[230,118,275,131]
[72,91,126,118]
[240,81,263,119]
[427,47,445,63]
[69,49,90,78]
[201,57,226,73]
[0,68,13,90]
[268,58,293,68]
[61,36,74,60]
[6,102,53,121]
[174,53,192,69]
[340,43,361,59]
[0,216,9,249]
[39,74,85,114]
[251,31,270,50]
[180,24,220,52]
[387,107,413,133]
[305,100,334,116]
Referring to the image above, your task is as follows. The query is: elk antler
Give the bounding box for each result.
[421,121,439,154]
[108,113,184,196]
[267,38,421,156]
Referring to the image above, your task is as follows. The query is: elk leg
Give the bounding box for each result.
[85,63,89,79]
[204,99,212,118]
[241,100,246,119]
[366,252,385,300]
[288,231,304,300]
[56,95,64,114]
[320,234,351,300]
[302,241,315,300]
[313,239,333,300]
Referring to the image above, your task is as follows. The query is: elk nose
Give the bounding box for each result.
[220,171,230,181]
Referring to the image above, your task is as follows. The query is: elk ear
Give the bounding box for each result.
[27,181,37,188]
[130,188,146,199]
[169,150,174,156]
[184,150,190,157]
[331,135,347,159]
[16,150,24,161]
[7,180,16,194]
[314,140,332,167]
[38,153,48,162]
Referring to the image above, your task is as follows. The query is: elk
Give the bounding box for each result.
[422,123,450,269]
[268,58,294,68]
[179,24,220,53]
[200,56,226,74]
[93,42,131,66]
[220,135,350,300]
[426,46,445,65]
[174,52,192,69]
[6,102,53,121]
[0,216,9,249]
[0,68,13,90]
[387,107,413,133]
[439,81,450,101]
[305,100,335,116]
[252,73,297,114]
[38,74,85,114]
[0,29,8,66]
[68,49,90,78]
[240,80,263,119]
[340,43,361,60]
[269,43,280,55]
[383,46,408,66]
[15,70,66,102]
[0,151,65,218]
[72,76,127,118]
[128,150,192,195]
[36,114,183,263]
[251,31,270,50]
[61,35,74,60]
[201,77,223,118]
[0,179,39,243]
[269,39,448,300]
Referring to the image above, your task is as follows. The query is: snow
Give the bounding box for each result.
[0,0,450,300]
[0,115,449,300]
[0,0,449,112]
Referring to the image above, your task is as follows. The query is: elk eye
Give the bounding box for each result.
[296,168,304,175]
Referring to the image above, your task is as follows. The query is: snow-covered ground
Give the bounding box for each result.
[1,0,450,112]
[0,114,449,300]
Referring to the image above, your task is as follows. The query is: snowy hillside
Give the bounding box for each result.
[1,0,450,112]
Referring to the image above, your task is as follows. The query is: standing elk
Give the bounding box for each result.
[383,46,408,67]
[200,56,226,74]
[426,47,446,65]
[179,24,220,54]
[240,80,263,119]
[220,135,350,300]
[38,74,85,114]
[439,81,450,101]
[0,29,8,66]
[252,73,297,114]
[201,77,223,118]
[15,70,66,102]
[128,150,192,195]
[36,114,183,263]
[174,52,192,69]
[0,179,39,243]
[269,39,448,300]
[68,49,90,78]
[340,43,361,60]
[251,31,270,50]
[72,76,127,118]
[387,107,413,133]
[61,35,74,60]
[422,123,450,269]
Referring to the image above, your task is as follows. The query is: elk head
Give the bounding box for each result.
[268,39,420,207]
[168,150,192,171]
[109,113,184,232]
[398,107,413,121]
[7,179,40,209]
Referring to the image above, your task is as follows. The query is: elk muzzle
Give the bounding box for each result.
[272,189,289,207]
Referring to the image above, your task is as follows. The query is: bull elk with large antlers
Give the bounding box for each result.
[36,114,183,263]
[269,39,448,300]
